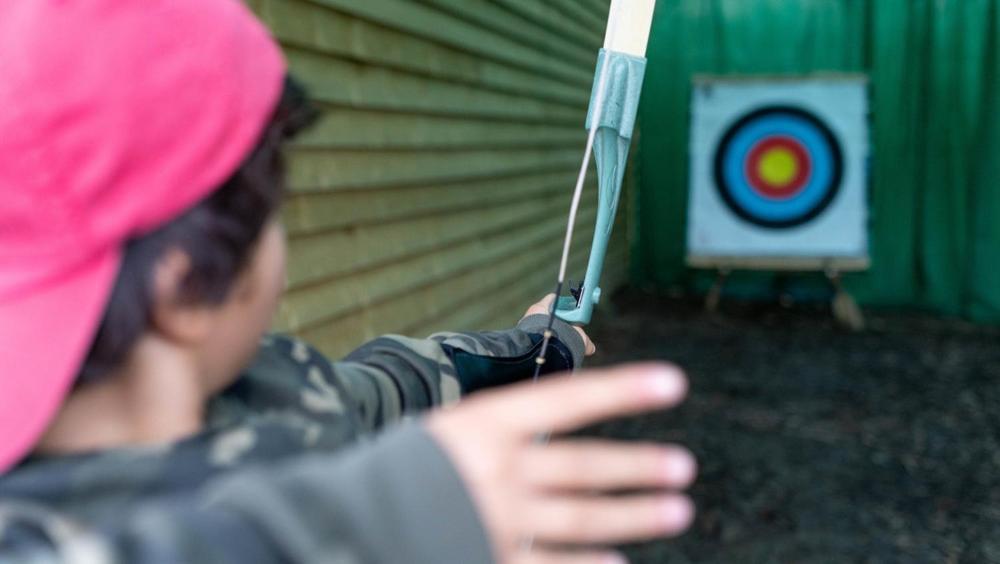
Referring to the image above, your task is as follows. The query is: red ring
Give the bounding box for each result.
[744,136,812,200]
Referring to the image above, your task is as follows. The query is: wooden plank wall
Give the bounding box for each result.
[247,0,632,357]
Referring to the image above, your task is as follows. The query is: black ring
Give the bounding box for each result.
[712,105,844,229]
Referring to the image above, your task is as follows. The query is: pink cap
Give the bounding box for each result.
[0,0,286,471]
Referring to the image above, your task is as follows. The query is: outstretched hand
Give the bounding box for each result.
[427,363,696,564]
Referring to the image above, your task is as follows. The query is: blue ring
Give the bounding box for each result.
[723,117,832,221]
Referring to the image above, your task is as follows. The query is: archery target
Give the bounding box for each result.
[715,106,843,229]
[687,78,869,262]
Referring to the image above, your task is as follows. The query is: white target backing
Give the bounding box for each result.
[686,77,870,269]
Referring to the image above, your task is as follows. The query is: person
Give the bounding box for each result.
[0,1,697,563]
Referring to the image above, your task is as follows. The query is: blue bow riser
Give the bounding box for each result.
[556,49,648,325]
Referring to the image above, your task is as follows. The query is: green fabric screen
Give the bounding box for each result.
[636,0,1000,320]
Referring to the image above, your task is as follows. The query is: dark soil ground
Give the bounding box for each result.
[586,289,1000,564]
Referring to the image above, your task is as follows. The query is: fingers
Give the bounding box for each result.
[511,550,629,564]
[524,294,558,318]
[523,494,694,545]
[474,363,687,436]
[573,327,597,356]
[426,362,695,562]
[522,441,697,492]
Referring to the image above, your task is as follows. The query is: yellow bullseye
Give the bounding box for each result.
[757,148,799,189]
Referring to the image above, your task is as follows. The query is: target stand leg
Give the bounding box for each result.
[826,269,865,331]
[705,268,731,313]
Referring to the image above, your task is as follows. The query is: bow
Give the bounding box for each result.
[520,5,657,554]
[532,0,656,380]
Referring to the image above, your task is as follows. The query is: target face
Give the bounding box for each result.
[713,106,844,229]
[686,77,869,263]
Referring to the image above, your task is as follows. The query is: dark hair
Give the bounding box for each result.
[78,77,317,384]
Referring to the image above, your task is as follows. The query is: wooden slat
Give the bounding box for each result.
[548,0,608,37]
[305,0,594,84]
[285,146,584,192]
[412,0,594,66]
[686,256,871,272]
[578,0,612,22]
[294,109,583,150]
[282,170,578,234]
[488,0,604,48]
[287,48,582,122]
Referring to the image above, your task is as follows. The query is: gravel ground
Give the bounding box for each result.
[585,290,1000,563]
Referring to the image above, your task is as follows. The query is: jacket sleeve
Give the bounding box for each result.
[334,315,587,432]
[0,424,494,564]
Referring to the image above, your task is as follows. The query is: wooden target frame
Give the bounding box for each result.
[685,75,871,328]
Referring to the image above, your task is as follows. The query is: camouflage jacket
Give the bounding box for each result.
[0,315,584,563]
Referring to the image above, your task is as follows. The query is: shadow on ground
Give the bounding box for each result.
[586,289,1000,563]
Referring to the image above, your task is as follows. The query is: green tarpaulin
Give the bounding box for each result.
[636,0,1000,321]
